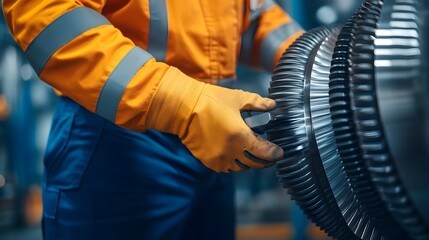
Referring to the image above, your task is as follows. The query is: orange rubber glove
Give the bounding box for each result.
[146,67,284,173]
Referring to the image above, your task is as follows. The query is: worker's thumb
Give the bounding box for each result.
[244,132,284,164]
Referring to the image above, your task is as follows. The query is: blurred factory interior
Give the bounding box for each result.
[0,0,427,239]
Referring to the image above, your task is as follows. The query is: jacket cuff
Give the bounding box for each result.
[146,67,205,136]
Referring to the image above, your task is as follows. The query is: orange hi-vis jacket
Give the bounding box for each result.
[2,0,303,131]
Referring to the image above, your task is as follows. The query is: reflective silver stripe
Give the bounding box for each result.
[250,0,276,22]
[148,0,168,61]
[239,22,258,66]
[250,0,259,10]
[260,22,303,71]
[95,47,153,122]
[26,7,110,75]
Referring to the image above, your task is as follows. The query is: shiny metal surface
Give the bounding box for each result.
[244,112,274,134]
[310,31,380,240]
[268,27,361,239]
[374,0,429,229]
[267,26,382,239]
[350,0,429,238]
[329,3,407,238]
[349,0,429,238]
[260,0,429,239]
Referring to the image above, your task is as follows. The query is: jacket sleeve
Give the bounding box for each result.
[239,0,304,72]
[2,0,174,131]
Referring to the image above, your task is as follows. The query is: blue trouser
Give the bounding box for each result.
[42,97,235,240]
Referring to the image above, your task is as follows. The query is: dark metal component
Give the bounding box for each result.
[267,26,379,239]
[329,2,408,239]
[374,0,429,232]
[244,112,274,134]
[254,0,429,239]
[351,0,429,238]
[310,29,381,239]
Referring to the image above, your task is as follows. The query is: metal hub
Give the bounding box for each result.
[264,0,429,239]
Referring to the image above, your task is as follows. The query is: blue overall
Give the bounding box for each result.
[42,97,235,240]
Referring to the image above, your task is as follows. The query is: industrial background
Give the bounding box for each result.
[1,0,427,239]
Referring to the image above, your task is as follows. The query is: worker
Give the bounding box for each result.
[2,0,303,239]
[0,95,9,120]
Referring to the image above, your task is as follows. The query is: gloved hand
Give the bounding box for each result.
[146,67,284,173]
